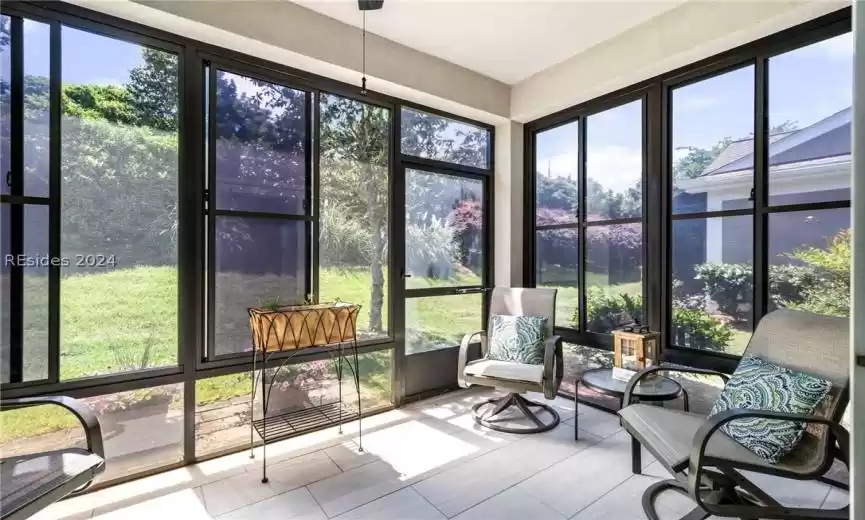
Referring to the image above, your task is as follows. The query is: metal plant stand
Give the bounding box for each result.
[247,303,363,484]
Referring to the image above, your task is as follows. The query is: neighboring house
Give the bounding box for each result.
[673,108,850,280]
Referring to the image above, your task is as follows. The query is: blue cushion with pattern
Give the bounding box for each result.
[709,355,831,463]
[486,314,548,365]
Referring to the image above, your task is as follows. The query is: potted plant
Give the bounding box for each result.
[248,295,361,352]
[264,359,333,414]
[90,339,178,437]
[88,387,177,439]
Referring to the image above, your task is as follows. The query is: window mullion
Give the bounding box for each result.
[753,56,769,326]
[578,117,587,333]
[47,19,61,384]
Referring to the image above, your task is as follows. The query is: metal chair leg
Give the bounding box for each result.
[642,479,710,520]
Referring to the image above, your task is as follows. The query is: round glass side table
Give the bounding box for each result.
[574,367,688,473]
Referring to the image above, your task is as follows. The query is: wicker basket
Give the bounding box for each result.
[248,302,360,352]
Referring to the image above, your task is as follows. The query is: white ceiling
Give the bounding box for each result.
[293,0,686,85]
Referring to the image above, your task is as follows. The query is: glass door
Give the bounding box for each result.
[400,166,488,397]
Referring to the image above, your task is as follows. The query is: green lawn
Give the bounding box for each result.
[19,265,642,382]
[6,264,736,442]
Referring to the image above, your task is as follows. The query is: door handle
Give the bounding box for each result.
[400,269,412,278]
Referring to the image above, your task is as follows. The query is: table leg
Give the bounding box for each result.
[631,434,641,474]
[574,380,579,441]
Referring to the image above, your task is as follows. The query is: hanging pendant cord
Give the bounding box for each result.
[361,11,368,95]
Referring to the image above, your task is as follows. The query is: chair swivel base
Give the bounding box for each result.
[643,480,710,520]
[643,478,773,520]
[471,393,559,434]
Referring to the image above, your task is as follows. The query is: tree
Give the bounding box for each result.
[400,108,488,168]
[127,49,178,131]
[672,121,800,180]
[536,174,577,215]
[319,94,389,332]
[672,137,731,180]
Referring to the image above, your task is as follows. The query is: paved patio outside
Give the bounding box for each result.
[31,387,847,520]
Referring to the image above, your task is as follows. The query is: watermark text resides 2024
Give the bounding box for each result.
[4,254,117,268]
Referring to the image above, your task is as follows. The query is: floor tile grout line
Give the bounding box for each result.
[304,484,329,519]
[409,484,450,519]
[488,430,638,519]
[437,432,606,518]
[200,453,347,518]
[321,446,348,474]
[320,479,415,518]
[513,434,633,519]
[564,473,645,519]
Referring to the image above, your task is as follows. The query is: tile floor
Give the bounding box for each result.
[32,388,847,520]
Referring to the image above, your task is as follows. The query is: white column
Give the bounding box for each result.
[851,1,864,516]
[494,121,524,287]
[705,191,725,263]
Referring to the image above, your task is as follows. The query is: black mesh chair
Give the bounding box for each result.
[619,309,850,520]
[1,396,105,520]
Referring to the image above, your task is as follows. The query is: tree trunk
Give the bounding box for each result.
[365,167,385,333]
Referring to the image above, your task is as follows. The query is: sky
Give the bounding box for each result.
[2,17,853,195]
[536,32,853,196]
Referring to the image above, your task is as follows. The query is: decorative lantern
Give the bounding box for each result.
[611,327,660,382]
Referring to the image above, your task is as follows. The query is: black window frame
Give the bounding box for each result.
[528,88,650,350]
[202,57,315,364]
[392,104,495,400]
[524,7,852,374]
[0,0,495,488]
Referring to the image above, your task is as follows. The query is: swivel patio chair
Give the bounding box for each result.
[1,396,105,520]
[457,287,563,433]
[619,308,849,519]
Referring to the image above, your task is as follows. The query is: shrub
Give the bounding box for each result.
[535,217,641,283]
[693,263,752,322]
[319,200,373,267]
[571,287,733,351]
[690,229,850,322]
[768,264,821,310]
[405,215,460,280]
[578,287,644,333]
[448,200,484,276]
[784,229,850,317]
[670,306,734,352]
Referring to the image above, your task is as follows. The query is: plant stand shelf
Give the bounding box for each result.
[252,401,359,444]
[246,302,363,484]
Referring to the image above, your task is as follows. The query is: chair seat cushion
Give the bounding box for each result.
[620,404,825,477]
[620,404,776,472]
[709,355,832,463]
[486,314,547,365]
[1,449,105,519]
[464,359,543,384]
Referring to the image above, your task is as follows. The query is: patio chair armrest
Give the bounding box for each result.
[623,365,729,407]
[687,408,849,514]
[1,396,105,459]
[458,330,486,389]
[542,335,563,399]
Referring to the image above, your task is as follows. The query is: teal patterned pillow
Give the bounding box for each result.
[486,314,548,365]
[710,355,831,463]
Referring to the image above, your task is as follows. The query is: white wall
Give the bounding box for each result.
[851,1,863,515]
[511,0,849,123]
[494,122,524,287]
